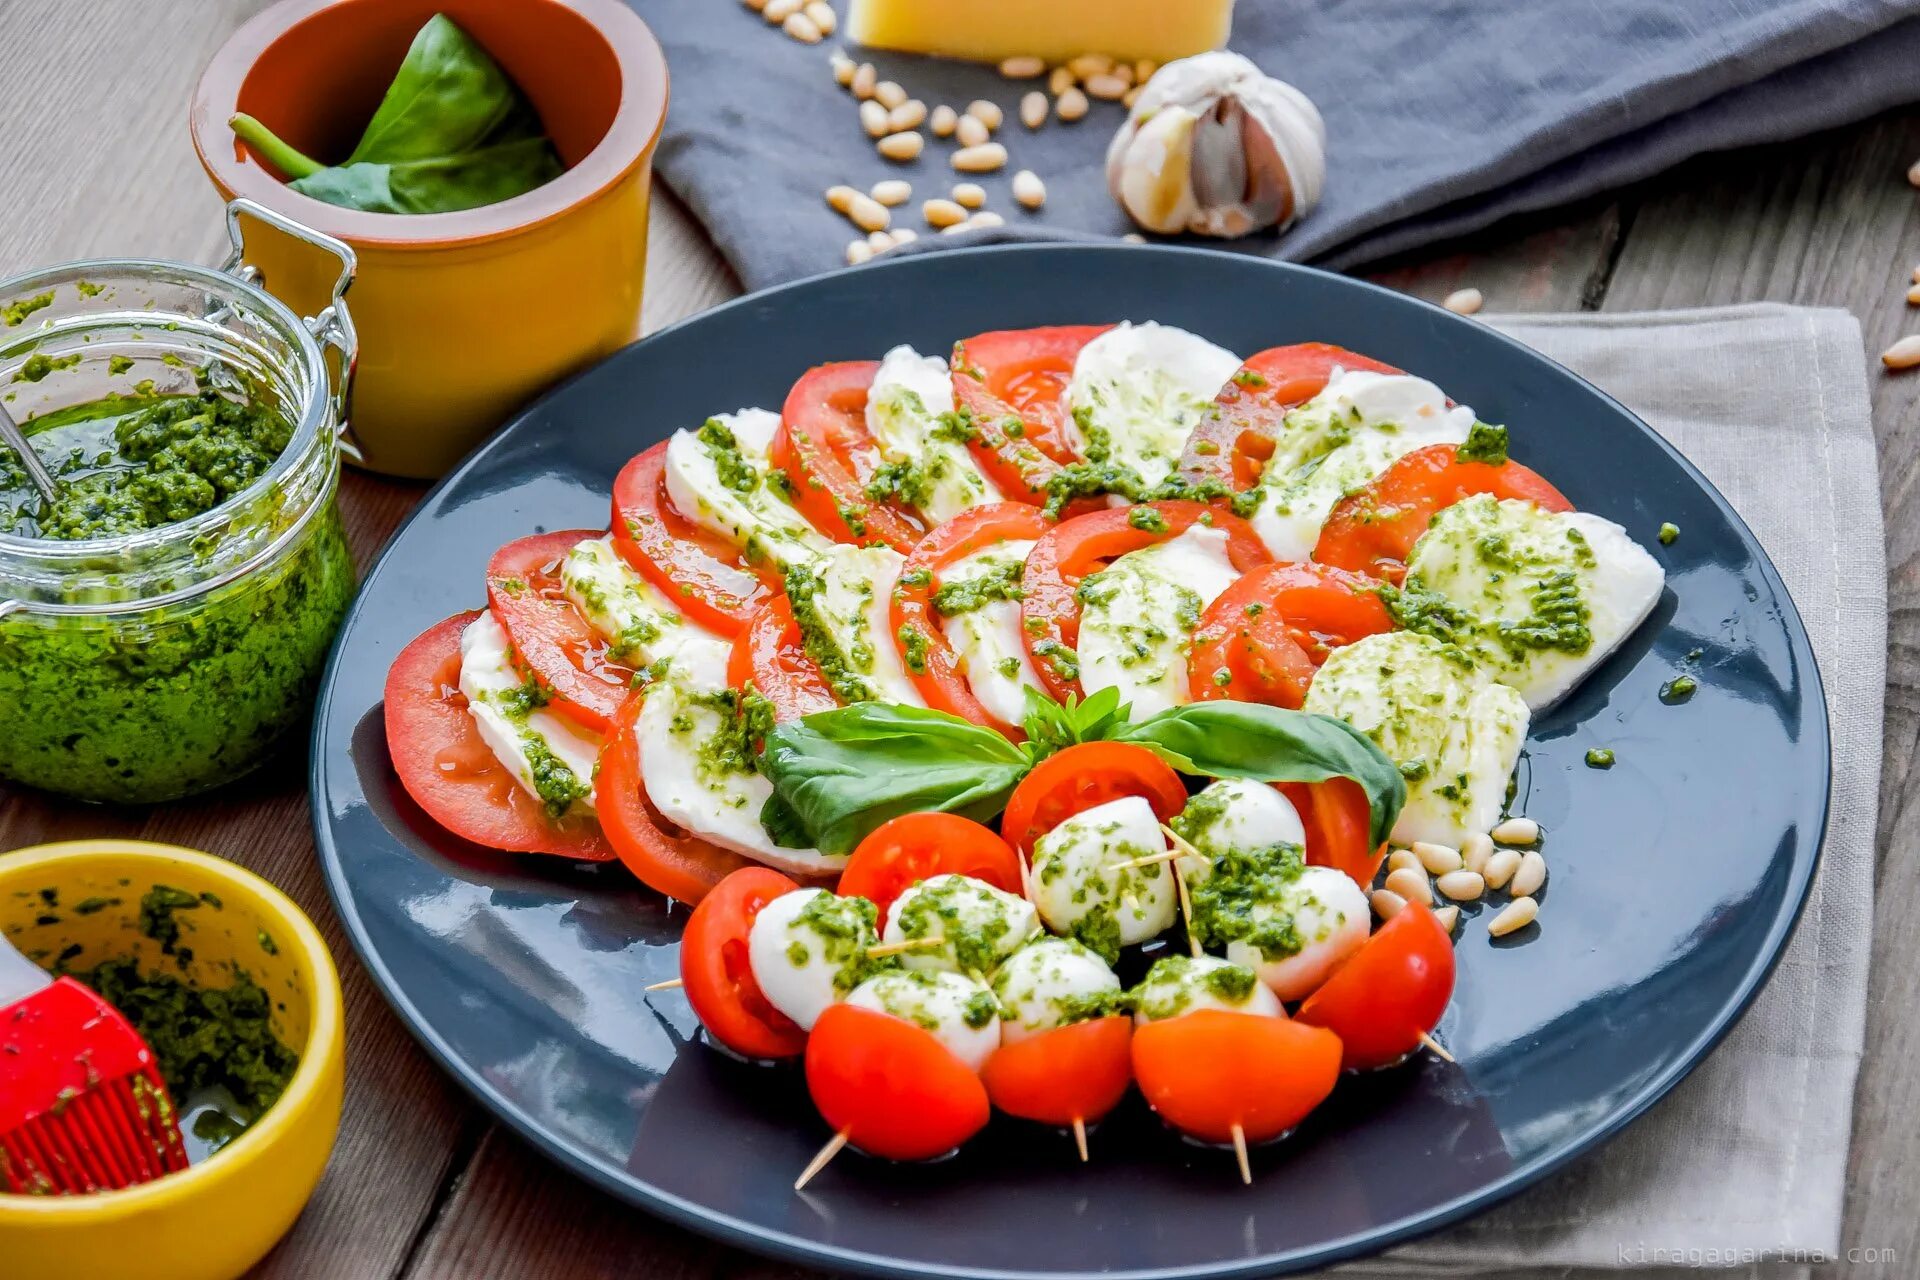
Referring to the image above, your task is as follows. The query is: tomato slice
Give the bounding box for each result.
[981,1015,1133,1127]
[611,442,773,636]
[1131,1010,1343,1145]
[729,593,837,723]
[485,530,635,732]
[1180,344,1403,489]
[951,325,1111,467]
[383,612,614,861]
[837,812,1025,927]
[1279,778,1386,890]
[1297,903,1456,1071]
[681,867,810,1059]
[1020,500,1271,702]
[890,502,1052,734]
[1000,742,1189,857]
[806,1003,992,1161]
[772,362,924,551]
[596,692,754,904]
[1189,563,1393,707]
[1314,443,1574,582]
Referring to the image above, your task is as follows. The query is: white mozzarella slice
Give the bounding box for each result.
[663,408,833,574]
[1076,524,1240,719]
[845,970,1001,1071]
[1304,630,1529,848]
[560,535,722,669]
[883,873,1041,975]
[1130,954,1283,1025]
[864,345,1002,525]
[458,613,602,817]
[1030,795,1177,959]
[747,888,881,1031]
[936,539,1044,726]
[1223,866,1370,1003]
[1173,778,1306,868]
[1403,495,1666,710]
[1065,322,1241,489]
[787,543,926,707]
[991,938,1124,1044]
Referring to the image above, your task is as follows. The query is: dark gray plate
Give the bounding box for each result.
[310,245,1828,1279]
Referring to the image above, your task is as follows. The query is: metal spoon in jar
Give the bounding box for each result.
[0,402,58,503]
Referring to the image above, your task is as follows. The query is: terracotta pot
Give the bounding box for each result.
[192,0,668,479]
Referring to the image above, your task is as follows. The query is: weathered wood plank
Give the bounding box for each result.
[1365,201,1627,315]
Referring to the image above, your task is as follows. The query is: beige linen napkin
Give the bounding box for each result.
[1329,304,1883,1279]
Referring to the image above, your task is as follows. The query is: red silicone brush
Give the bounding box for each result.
[0,932,188,1194]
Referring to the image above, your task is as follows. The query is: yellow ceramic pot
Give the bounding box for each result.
[190,0,669,479]
[0,841,345,1280]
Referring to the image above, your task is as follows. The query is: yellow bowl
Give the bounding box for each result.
[0,841,344,1280]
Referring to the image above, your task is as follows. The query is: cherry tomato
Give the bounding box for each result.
[485,530,636,732]
[889,503,1052,733]
[1180,344,1403,489]
[1189,563,1393,707]
[1296,903,1456,1071]
[838,812,1025,926]
[611,442,773,636]
[951,325,1111,466]
[681,867,810,1059]
[1000,742,1189,857]
[806,1003,992,1161]
[981,1015,1133,1126]
[772,362,924,551]
[596,692,755,904]
[1131,1010,1343,1145]
[729,593,837,723]
[1021,500,1271,702]
[1279,778,1386,890]
[383,612,614,860]
[1314,443,1574,582]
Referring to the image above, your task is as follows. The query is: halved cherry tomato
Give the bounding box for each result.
[1314,443,1574,582]
[951,325,1111,467]
[1020,500,1271,702]
[485,530,636,732]
[597,693,754,904]
[611,442,773,636]
[1131,1010,1343,1145]
[383,612,614,860]
[681,867,810,1059]
[1297,902,1456,1071]
[1181,344,1403,489]
[838,813,1024,926]
[772,362,924,551]
[806,1003,992,1161]
[1189,563,1393,707]
[890,502,1051,733]
[730,593,837,723]
[981,1015,1133,1127]
[1279,778,1386,890]
[999,742,1189,857]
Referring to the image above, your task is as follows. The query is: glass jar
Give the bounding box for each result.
[0,202,361,804]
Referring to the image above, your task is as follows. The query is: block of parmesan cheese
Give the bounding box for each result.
[845,0,1233,66]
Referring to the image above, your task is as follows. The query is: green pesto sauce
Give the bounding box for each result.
[1658,521,1680,545]
[1131,955,1260,1021]
[896,622,931,674]
[793,892,894,994]
[2,291,53,326]
[691,686,776,781]
[1454,421,1510,466]
[1585,747,1616,769]
[1661,675,1697,704]
[783,562,878,705]
[931,557,1023,617]
[1187,842,1309,959]
[892,876,1030,974]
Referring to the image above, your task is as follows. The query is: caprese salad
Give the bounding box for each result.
[382,320,1668,1184]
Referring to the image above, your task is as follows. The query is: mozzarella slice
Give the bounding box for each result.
[883,873,1041,976]
[1303,630,1529,847]
[845,969,1001,1071]
[458,613,602,818]
[1077,524,1240,719]
[1172,778,1306,867]
[1223,866,1370,1003]
[786,543,926,707]
[747,888,881,1031]
[1065,322,1241,489]
[1130,954,1283,1025]
[560,535,721,670]
[991,938,1124,1044]
[864,345,1002,525]
[1030,795,1177,960]
[1402,494,1666,709]
[936,539,1044,726]
[663,408,833,574]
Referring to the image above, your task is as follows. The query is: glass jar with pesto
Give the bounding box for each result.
[0,202,361,803]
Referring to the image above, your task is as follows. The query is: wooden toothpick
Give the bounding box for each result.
[1230,1123,1252,1186]
[794,1129,851,1191]
[1072,1117,1089,1163]
[1418,1031,1456,1063]
[864,935,945,958]
[644,977,684,992]
[1159,825,1204,958]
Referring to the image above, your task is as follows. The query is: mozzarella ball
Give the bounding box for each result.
[883,873,1040,975]
[1221,866,1370,1002]
[990,938,1125,1044]
[1030,795,1178,961]
[1173,778,1306,870]
[746,888,880,1031]
[845,969,1001,1071]
[1130,954,1283,1025]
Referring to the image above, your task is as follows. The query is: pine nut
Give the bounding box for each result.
[1435,869,1486,901]
[1387,847,1420,874]
[922,198,969,228]
[830,50,856,86]
[952,142,1009,173]
[1084,72,1130,100]
[875,80,907,109]
[870,179,912,206]
[1912,265,1920,284]
[966,100,1004,130]
[1491,817,1540,845]
[1370,889,1407,920]
[783,10,822,41]
[956,114,991,148]
[1413,842,1463,875]
[1907,284,1920,306]
[763,0,801,21]
[1482,849,1521,891]
[1050,66,1076,95]
[891,227,918,245]
[889,100,927,131]
[877,131,924,162]
[1444,288,1484,315]
[825,185,859,214]
[1113,64,1135,88]
[1021,91,1049,129]
[1461,831,1493,875]
[951,182,987,209]
[1432,904,1460,933]
[1883,336,1920,369]
[805,1,836,34]
[1068,53,1114,80]
[1384,867,1432,907]
[1121,232,1145,243]
[967,210,1004,229]
[1134,59,1158,83]
[1012,169,1046,209]
[999,55,1046,79]
[859,100,890,138]
[846,192,890,232]
[742,0,769,11]
[1510,850,1547,898]
[1123,86,1141,109]
[852,62,877,100]
[930,105,958,138]
[846,239,873,265]
[1488,896,1539,937]
[1056,87,1089,121]
[1908,158,1920,188]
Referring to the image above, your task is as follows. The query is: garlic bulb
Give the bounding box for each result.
[1105,52,1326,239]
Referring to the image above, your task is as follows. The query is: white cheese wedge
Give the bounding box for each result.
[747,888,881,1031]
[864,345,1002,525]
[1130,954,1283,1025]
[845,970,1001,1071]
[663,408,833,574]
[1030,795,1177,960]
[787,543,927,707]
[1077,523,1240,719]
[1065,322,1241,489]
[936,539,1044,726]
[991,938,1124,1044]
[458,612,603,817]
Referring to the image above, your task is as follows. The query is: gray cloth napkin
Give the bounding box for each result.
[1326,304,1882,1278]
[626,0,1920,289]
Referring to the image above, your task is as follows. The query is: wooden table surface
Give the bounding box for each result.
[3,3,1917,1276]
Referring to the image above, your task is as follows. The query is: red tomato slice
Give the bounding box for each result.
[890,502,1052,734]
[1181,344,1403,489]
[1000,742,1189,857]
[949,372,1077,505]
[1314,443,1574,582]
[1188,563,1394,707]
[681,867,810,1059]
[383,612,614,861]
[806,1003,992,1161]
[1279,778,1387,890]
[837,812,1025,927]
[1297,903,1456,1071]
[772,362,924,551]
[1020,500,1271,702]
[611,442,772,636]
[951,325,1112,467]
[485,530,636,732]
[981,1015,1133,1126]
[1131,1009,1343,1145]
[729,593,837,723]
[596,693,754,904]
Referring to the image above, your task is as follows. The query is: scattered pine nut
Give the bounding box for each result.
[1049,65,1077,95]
[1113,64,1136,88]
[874,80,907,109]
[1510,851,1547,898]
[1444,288,1484,316]
[830,49,856,86]
[859,100,890,138]
[930,104,958,137]
[783,9,822,41]
[846,192,890,232]
[1068,53,1115,80]
[805,1,836,34]
[846,239,873,265]
[763,0,801,22]
[1387,847,1420,874]
[923,198,969,228]
[951,182,987,209]
[1121,232,1146,243]
[1384,866,1433,907]
[1000,55,1047,79]
[1435,869,1486,902]
[1083,72,1130,100]
[1413,841,1463,875]
[966,100,1004,130]
[1908,158,1920,188]
[867,229,895,251]
[1432,904,1460,933]
[1482,849,1522,891]
[1883,336,1920,369]
[1461,831,1493,875]
[877,131,925,162]
[892,227,918,245]
[968,210,1005,230]
[1056,87,1090,121]
[742,0,770,11]
[870,179,912,206]
[1134,58,1158,83]
[1021,91,1049,129]
[1012,169,1047,209]
[956,114,992,147]
[1907,284,1920,306]
[825,184,859,213]
[1912,265,1920,284]
[1491,817,1540,845]
[952,142,1009,173]
[1488,896,1540,938]
[1371,889,1407,920]
[852,62,877,100]
[1123,86,1141,109]
[889,99,927,131]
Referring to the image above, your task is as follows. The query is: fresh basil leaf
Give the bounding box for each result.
[349,14,522,164]
[760,703,1031,854]
[1112,702,1407,848]
[290,136,564,215]
[1019,685,1130,762]
[758,791,815,850]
